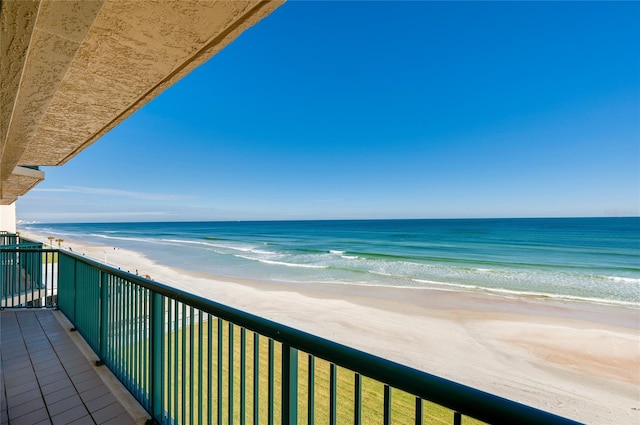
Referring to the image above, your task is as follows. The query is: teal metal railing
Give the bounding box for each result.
[0,238,56,308]
[0,240,582,425]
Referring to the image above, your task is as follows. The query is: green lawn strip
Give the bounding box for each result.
[135,315,486,424]
[42,251,58,264]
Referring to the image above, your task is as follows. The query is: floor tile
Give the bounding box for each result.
[7,396,45,419]
[6,387,42,407]
[5,380,39,398]
[1,310,138,425]
[51,404,89,425]
[37,370,68,387]
[6,388,42,406]
[85,392,118,413]
[10,407,49,425]
[91,402,127,424]
[48,393,83,417]
[40,377,73,395]
[43,385,78,405]
[78,383,110,403]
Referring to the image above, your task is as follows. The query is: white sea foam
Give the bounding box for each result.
[89,234,154,244]
[235,255,328,269]
[412,279,478,290]
[251,249,275,255]
[411,279,639,307]
[369,271,397,278]
[330,250,345,255]
[162,238,264,254]
[601,275,640,284]
[482,287,640,307]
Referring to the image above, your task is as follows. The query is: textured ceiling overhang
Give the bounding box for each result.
[0,0,283,205]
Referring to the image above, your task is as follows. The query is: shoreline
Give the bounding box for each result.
[18,230,640,424]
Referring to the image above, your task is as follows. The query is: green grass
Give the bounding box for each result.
[42,251,58,264]
[130,316,487,425]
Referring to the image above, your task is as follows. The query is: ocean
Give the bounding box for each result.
[22,217,640,307]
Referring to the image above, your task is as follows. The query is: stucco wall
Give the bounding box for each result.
[0,204,17,233]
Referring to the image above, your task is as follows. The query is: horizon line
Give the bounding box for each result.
[17,215,640,226]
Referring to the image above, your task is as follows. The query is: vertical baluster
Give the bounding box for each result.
[7,250,11,308]
[1,251,6,308]
[110,278,115,374]
[116,278,124,379]
[228,322,234,425]
[129,282,142,395]
[415,397,423,425]
[282,343,298,425]
[174,301,179,423]
[150,291,163,423]
[190,306,195,425]
[144,286,148,402]
[167,300,173,424]
[145,288,151,407]
[38,250,42,304]
[217,318,223,424]
[383,385,391,425]
[128,280,133,389]
[118,279,124,378]
[138,285,144,399]
[307,355,314,425]
[199,310,203,425]
[50,251,55,306]
[127,281,131,388]
[253,333,260,425]
[329,364,337,425]
[134,283,139,397]
[31,249,36,305]
[182,303,187,425]
[105,276,111,368]
[454,411,462,425]
[121,279,127,383]
[240,328,246,425]
[99,272,108,367]
[52,251,56,306]
[354,373,362,425]
[268,339,274,425]
[39,250,43,305]
[207,314,213,425]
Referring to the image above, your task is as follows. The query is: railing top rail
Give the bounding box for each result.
[0,243,44,249]
[0,247,54,252]
[46,249,581,425]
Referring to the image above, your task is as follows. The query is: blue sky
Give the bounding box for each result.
[18,1,640,223]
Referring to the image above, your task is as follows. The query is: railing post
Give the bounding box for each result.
[282,343,298,425]
[149,290,164,423]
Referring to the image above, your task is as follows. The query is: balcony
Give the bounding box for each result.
[1,235,580,425]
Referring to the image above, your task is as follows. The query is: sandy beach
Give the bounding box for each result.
[20,230,640,424]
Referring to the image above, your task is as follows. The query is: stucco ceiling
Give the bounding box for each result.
[0,0,283,205]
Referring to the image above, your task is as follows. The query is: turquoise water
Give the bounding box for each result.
[23,218,640,306]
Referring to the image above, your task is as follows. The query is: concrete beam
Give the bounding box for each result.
[0,166,45,205]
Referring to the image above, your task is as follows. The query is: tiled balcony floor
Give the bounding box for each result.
[0,310,138,425]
